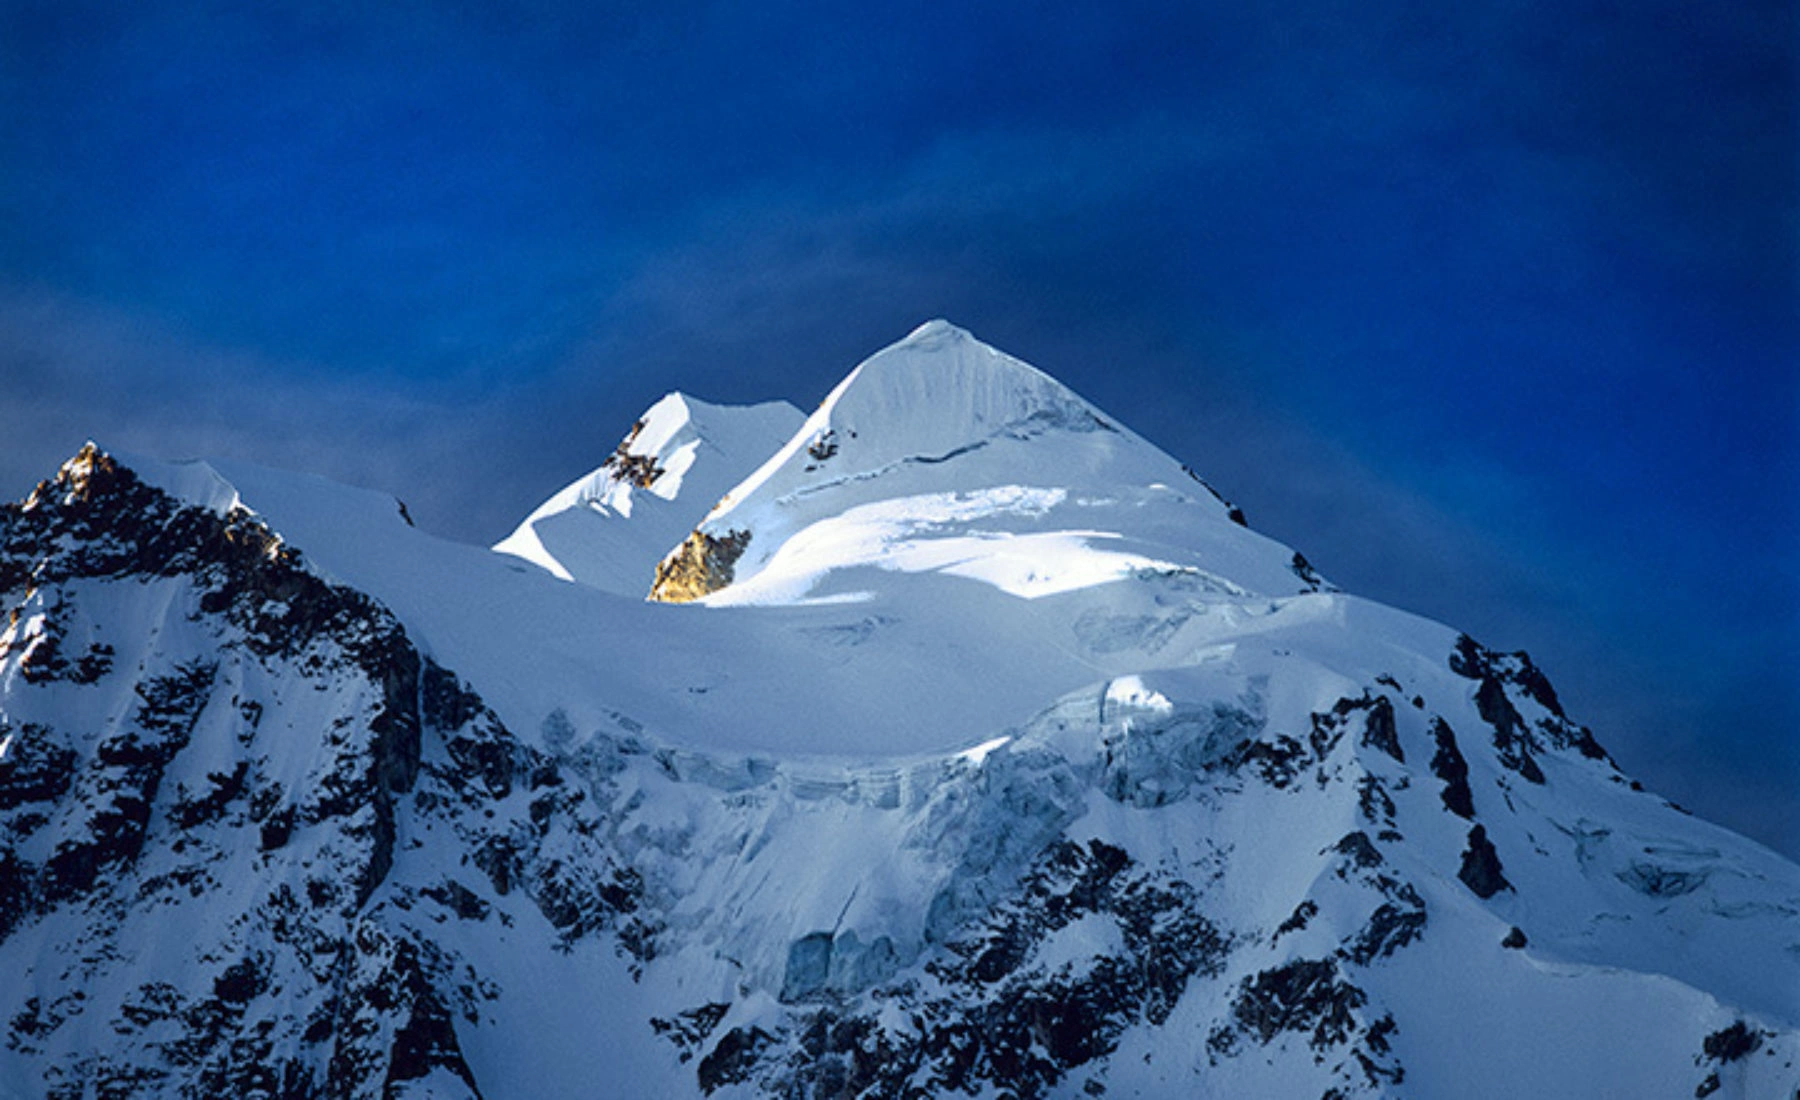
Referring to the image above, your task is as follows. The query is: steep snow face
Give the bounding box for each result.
[496,393,802,595]
[124,447,1328,762]
[653,320,1303,604]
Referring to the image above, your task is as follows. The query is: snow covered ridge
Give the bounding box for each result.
[2,325,1799,1098]
[646,319,1293,604]
[494,393,802,596]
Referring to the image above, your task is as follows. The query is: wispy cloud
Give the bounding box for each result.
[0,285,520,530]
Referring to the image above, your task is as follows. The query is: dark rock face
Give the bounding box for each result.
[698,1025,775,1093]
[1290,551,1330,592]
[1303,694,1407,770]
[39,658,218,906]
[601,418,666,489]
[369,937,487,1099]
[915,837,1229,1088]
[1473,675,1546,785]
[1458,825,1512,899]
[422,880,492,922]
[650,1002,731,1066]
[1702,1020,1763,1063]
[1181,464,1249,527]
[1449,634,1615,778]
[0,448,646,1098]
[672,838,1231,1098]
[1427,718,1475,819]
[1357,775,1398,831]
[1275,900,1319,941]
[1210,957,1404,1093]
[1344,888,1427,966]
[1323,831,1429,968]
[0,723,76,812]
[1358,695,1404,763]
[0,605,113,687]
[1231,733,1312,789]
[1231,958,1365,1049]
[170,761,250,829]
[1334,831,1384,870]
[1233,691,1404,793]
[1312,695,1395,770]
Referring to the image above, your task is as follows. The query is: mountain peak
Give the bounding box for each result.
[25,441,117,509]
[650,323,1295,604]
[898,317,973,345]
[703,321,1105,517]
[831,319,1084,438]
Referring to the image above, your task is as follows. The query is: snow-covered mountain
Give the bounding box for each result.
[2,322,1795,1099]
[647,319,1296,606]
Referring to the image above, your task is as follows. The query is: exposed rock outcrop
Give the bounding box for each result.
[649,528,751,602]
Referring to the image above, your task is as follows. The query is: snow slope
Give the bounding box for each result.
[651,319,1304,605]
[494,393,802,594]
[111,324,1321,762]
[1,325,1796,1099]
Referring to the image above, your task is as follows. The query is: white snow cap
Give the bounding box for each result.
[679,318,1303,604]
[827,317,1100,452]
[712,318,1103,514]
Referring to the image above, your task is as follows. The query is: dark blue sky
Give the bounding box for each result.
[3,0,1795,856]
